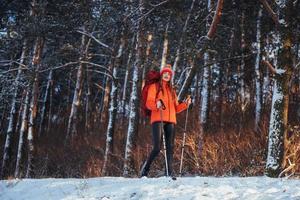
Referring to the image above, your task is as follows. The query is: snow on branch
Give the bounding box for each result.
[39,61,79,73]
[148,0,169,7]
[77,30,113,52]
[0,61,29,75]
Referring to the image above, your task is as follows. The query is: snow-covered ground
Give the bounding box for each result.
[1,176,300,200]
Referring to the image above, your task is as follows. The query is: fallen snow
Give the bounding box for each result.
[1,176,300,200]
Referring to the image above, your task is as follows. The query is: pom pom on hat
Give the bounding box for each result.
[160,64,173,76]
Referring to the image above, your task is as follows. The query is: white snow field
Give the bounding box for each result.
[1,176,300,200]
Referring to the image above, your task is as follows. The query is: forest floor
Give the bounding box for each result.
[1,176,300,200]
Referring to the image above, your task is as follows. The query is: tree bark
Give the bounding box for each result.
[199,0,214,132]
[15,89,30,178]
[26,36,45,178]
[46,72,53,134]
[66,27,88,140]
[238,10,246,133]
[199,53,210,126]
[0,40,28,178]
[123,0,144,177]
[102,37,125,176]
[15,91,26,136]
[255,7,262,132]
[99,63,112,125]
[265,0,294,177]
[121,36,135,116]
[85,65,92,134]
[38,68,53,137]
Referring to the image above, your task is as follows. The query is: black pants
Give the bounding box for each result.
[143,122,175,176]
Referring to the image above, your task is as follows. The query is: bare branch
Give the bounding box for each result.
[94,83,106,91]
[77,30,113,52]
[258,0,280,26]
[81,61,115,80]
[0,60,28,68]
[39,61,79,73]
[149,0,169,7]
[87,69,114,80]
[0,61,29,75]
[261,60,282,74]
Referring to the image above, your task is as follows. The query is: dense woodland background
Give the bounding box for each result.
[0,0,300,179]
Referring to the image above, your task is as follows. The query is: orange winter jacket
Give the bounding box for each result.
[146,81,188,124]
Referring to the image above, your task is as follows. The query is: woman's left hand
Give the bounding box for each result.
[184,96,192,106]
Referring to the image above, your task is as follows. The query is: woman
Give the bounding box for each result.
[141,64,191,177]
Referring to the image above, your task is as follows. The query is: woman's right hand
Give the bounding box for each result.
[156,100,166,109]
[156,100,162,109]
[184,96,192,106]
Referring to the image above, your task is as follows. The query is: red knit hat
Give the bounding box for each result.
[160,64,173,76]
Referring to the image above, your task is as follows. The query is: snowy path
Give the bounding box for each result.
[1,176,300,200]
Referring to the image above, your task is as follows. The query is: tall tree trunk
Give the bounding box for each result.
[239,11,246,107]
[15,89,30,178]
[46,73,53,134]
[26,36,45,178]
[211,57,220,122]
[199,0,213,131]
[85,65,92,134]
[121,36,135,117]
[66,28,88,140]
[38,68,53,137]
[0,40,28,178]
[102,38,125,176]
[218,60,224,131]
[263,33,278,106]
[254,7,263,132]
[265,0,294,177]
[199,53,210,127]
[15,92,26,135]
[99,64,112,125]
[0,104,8,135]
[123,0,144,177]
[238,10,246,133]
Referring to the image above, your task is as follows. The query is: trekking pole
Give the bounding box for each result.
[159,101,169,177]
[179,96,190,176]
